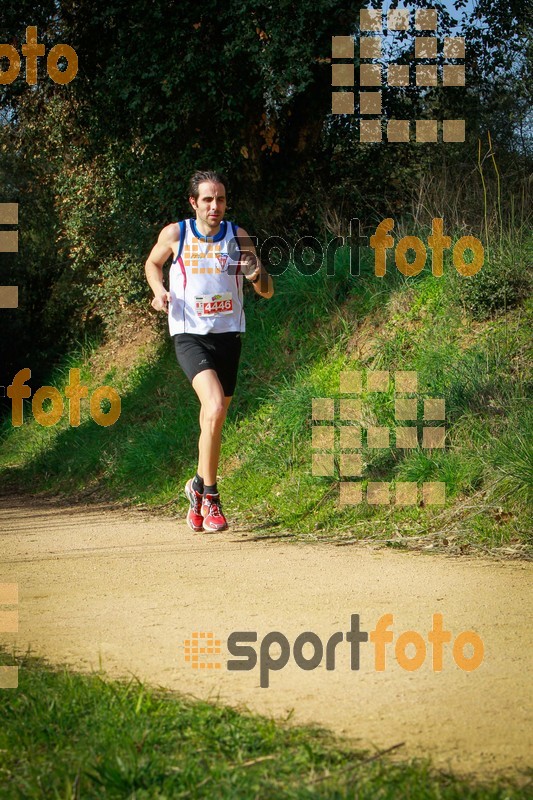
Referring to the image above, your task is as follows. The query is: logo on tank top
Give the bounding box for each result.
[215,253,230,272]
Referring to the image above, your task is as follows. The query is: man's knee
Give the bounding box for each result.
[202,400,226,428]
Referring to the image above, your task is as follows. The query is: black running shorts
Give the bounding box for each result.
[173,332,242,397]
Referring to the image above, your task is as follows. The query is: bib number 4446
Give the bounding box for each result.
[195,294,233,316]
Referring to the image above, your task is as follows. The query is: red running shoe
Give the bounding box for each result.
[184,479,204,532]
[201,493,228,532]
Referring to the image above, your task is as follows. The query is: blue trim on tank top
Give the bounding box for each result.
[171,220,187,264]
[191,218,227,242]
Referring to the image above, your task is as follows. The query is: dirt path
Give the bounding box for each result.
[1,495,531,782]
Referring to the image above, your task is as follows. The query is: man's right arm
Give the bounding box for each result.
[144,223,180,313]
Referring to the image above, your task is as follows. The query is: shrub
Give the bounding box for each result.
[456,237,532,319]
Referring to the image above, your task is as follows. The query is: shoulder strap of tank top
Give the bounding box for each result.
[177,220,186,259]
[230,221,241,254]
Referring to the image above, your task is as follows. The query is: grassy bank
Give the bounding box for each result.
[1,228,531,552]
[0,647,529,799]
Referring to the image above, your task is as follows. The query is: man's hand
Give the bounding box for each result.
[236,226,274,298]
[151,290,171,313]
[239,249,260,280]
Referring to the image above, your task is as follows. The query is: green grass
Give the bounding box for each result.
[1,234,531,551]
[0,647,530,799]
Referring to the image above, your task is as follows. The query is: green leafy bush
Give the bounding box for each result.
[86,257,149,324]
[456,240,532,319]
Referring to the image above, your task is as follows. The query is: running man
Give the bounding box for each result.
[145,170,274,532]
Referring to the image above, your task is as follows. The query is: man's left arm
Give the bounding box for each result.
[236,227,274,298]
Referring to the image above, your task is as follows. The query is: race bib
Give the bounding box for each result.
[195,292,234,317]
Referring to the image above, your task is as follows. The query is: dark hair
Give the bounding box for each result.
[188,170,228,200]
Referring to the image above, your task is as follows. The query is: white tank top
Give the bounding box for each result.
[168,218,244,335]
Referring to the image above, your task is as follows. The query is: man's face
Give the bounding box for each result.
[189,181,227,230]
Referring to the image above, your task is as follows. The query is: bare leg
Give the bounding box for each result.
[191,369,232,486]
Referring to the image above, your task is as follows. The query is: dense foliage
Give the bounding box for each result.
[0,0,531,384]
